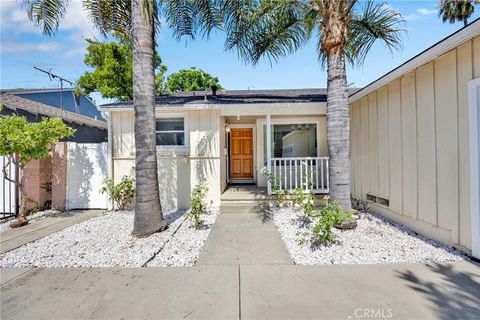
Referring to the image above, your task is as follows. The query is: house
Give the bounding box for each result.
[349,19,480,258]
[5,88,103,120]
[0,91,107,143]
[101,89,333,211]
[0,91,108,215]
[101,19,480,258]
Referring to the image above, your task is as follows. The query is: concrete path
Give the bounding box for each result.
[196,205,293,265]
[1,261,479,319]
[0,210,103,254]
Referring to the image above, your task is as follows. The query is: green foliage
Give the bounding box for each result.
[0,115,74,166]
[187,179,209,230]
[166,67,223,92]
[292,187,316,217]
[438,0,479,25]
[311,199,353,245]
[223,0,404,67]
[100,176,135,211]
[261,168,287,205]
[75,34,168,100]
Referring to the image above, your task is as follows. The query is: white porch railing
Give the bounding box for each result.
[268,157,329,194]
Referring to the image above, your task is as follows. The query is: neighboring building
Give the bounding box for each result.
[0,91,107,143]
[102,19,480,258]
[5,88,103,119]
[349,19,480,258]
[0,91,108,214]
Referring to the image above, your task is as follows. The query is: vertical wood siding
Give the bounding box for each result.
[349,36,480,251]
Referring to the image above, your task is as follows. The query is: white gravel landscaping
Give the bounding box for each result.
[0,209,63,232]
[273,207,468,265]
[0,208,218,267]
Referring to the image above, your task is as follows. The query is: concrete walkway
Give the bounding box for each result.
[1,262,479,319]
[196,204,293,265]
[0,210,103,254]
[1,206,480,319]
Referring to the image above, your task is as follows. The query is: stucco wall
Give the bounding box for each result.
[110,109,221,211]
[350,35,480,251]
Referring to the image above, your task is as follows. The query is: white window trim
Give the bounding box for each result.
[259,118,322,165]
[155,113,189,150]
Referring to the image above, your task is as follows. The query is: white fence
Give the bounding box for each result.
[66,142,108,210]
[269,157,329,194]
[0,155,18,218]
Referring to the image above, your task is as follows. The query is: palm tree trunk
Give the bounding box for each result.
[131,0,167,237]
[326,50,352,212]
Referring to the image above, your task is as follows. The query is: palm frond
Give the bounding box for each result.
[224,0,310,65]
[164,0,223,40]
[347,1,404,65]
[24,0,70,35]
[82,0,132,37]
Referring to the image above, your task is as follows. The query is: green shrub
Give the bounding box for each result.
[261,168,287,206]
[291,187,316,217]
[311,199,353,244]
[100,176,135,211]
[187,179,208,230]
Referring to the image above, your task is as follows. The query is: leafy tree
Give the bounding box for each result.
[438,0,479,26]
[26,0,223,237]
[223,0,404,212]
[0,112,74,226]
[76,35,168,100]
[166,67,223,92]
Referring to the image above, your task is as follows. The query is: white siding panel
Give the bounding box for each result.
[360,97,370,200]
[416,62,437,225]
[368,93,379,196]
[457,42,473,247]
[388,80,402,213]
[401,73,418,219]
[377,87,389,198]
[435,50,458,230]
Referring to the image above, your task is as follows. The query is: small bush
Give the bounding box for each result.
[291,187,315,217]
[311,199,353,244]
[187,179,208,230]
[100,176,135,211]
[261,168,287,206]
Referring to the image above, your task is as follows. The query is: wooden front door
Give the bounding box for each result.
[230,128,254,179]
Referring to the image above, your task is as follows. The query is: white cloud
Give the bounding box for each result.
[417,8,437,16]
[0,0,97,37]
[0,42,60,54]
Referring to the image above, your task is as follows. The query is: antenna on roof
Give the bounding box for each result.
[33,66,76,112]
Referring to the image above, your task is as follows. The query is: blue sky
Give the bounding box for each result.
[1,1,479,105]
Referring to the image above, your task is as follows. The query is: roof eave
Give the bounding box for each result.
[349,18,480,103]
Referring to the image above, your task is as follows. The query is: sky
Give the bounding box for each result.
[1,0,479,105]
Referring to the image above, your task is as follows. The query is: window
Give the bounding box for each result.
[263,123,317,164]
[156,117,186,147]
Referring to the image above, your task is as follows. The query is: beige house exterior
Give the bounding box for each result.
[102,90,330,212]
[101,19,480,258]
[349,20,480,257]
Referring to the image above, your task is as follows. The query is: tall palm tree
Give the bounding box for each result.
[223,0,404,212]
[25,0,222,237]
[438,0,479,26]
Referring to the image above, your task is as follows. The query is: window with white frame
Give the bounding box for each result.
[155,117,186,147]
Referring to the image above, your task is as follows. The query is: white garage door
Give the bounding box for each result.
[66,142,108,210]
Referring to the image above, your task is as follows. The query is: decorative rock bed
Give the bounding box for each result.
[273,207,468,265]
[0,208,218,267]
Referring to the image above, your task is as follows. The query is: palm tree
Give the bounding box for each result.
[25,0,222,237]
[438,0,479,26]
[223,0,404,212]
